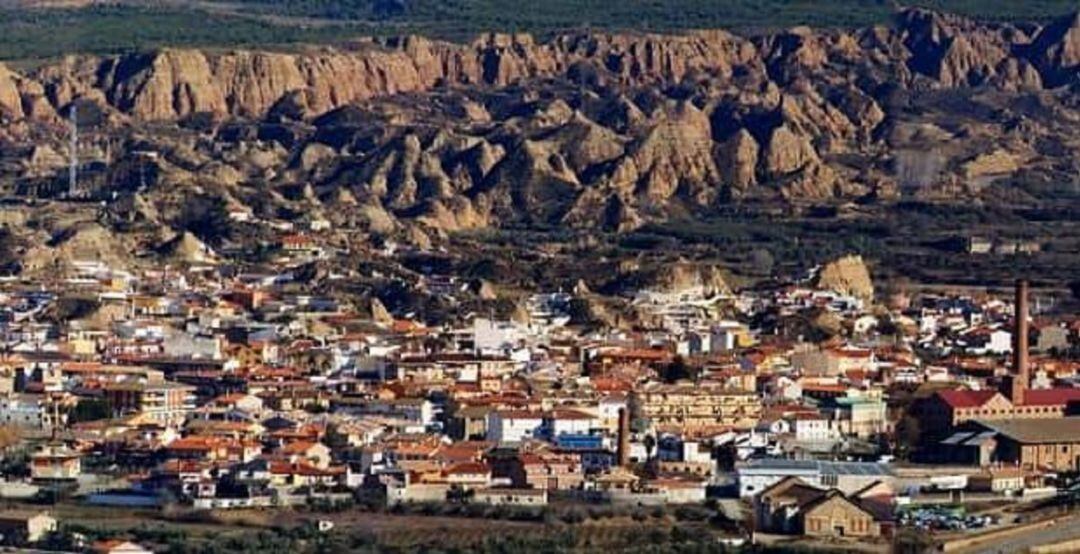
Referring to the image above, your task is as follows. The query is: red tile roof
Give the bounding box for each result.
[158,459,207,474]
[210,393,251,406]
[280,440,322,455]
[547,409,594,420]
[602,348,672,361]
[443,462,490,476]
[496,410,544,420]
[590,376,633,392]
[1021,388,1080,407]
[829,347,873,359]
[802,383,847,393]
[434,442,490,464]
[392,319,426,334]
[167,436,222,451]
[938,389,1000,409]
[268,461,343,476]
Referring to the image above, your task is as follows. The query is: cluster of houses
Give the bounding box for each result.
[0,241,1078,549]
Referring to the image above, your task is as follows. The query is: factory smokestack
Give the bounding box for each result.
[1011,279,1029,405]
[617,407,630,467]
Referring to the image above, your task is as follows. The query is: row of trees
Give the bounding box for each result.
[44,513,744,554]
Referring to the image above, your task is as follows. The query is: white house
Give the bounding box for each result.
[0,394,48,428]
[487,411,544,443]
[983,329,1012,355]
[790,414,837,443]
[543,409,597,439]
[659,437,714,465]
[710,321,746,353]
[473,319,524,355]
[676,333,704,357]
[163,331,222,360]
[0,510,57,543]
[597,395,628,432]
[335,398,434,427]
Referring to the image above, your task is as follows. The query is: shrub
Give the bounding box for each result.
[560,507,586,524]
[674,504,713,522]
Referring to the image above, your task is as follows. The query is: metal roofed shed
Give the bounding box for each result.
[940,417,1080,468]
[977,418,1080,444]
[962,431,998,446]
[941,432,975,445]
[736,459,894,498]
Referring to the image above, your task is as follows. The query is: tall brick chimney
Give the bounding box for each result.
[617,407,630,467]
[1011,279,1030,405]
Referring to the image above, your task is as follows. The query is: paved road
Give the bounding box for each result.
[958,514,1080,554]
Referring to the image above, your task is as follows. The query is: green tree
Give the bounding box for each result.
[643,434,656,462]
[69,398,113,423]
[660,355,699,383]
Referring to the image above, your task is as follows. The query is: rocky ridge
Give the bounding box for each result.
[0,7,1079,262]
[0,9,1077,123]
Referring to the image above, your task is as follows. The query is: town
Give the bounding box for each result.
[1,3,1080,551]
[0,229,1077,553]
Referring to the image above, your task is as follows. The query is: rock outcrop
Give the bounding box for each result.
[370,297,394,325]
[23,223,135,274]
[962,149,1020,179]
[717,129,759,193]
[161,231,217,263]
[0,63,24,118]
[1028,12,1080,86]
[7,8,1077,124]
[612,102,720,203]
[651,262,732,296]
[764,124,819,177]
[815,255,874,300]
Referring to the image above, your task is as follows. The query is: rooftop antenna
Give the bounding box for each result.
[68,104,78,198]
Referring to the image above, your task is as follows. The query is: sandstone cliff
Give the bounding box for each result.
[26,30,751,122]
[6,8,1077,124]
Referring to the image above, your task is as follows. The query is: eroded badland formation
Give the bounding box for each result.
[0,7,1077,307]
